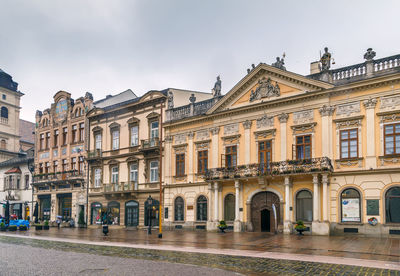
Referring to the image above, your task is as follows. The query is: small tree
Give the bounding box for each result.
[78,209,85,227]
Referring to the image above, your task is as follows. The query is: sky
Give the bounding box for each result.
[1,0,400,121]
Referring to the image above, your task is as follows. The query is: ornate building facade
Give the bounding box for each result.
[86,88,212,228]
[163,49,400,236]
[32,91,93,225]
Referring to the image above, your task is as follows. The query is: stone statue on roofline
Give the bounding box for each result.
[212,75,221,97]
[320,47,332,71]
[167,91,174,109]
[272,56,286,71]
[364,48,376,61]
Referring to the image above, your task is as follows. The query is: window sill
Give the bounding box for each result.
[338,222,363,225]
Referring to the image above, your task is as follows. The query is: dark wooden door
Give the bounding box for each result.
[251,192,280,232]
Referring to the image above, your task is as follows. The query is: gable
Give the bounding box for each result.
[208,63,333,113]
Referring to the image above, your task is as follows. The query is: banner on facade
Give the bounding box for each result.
[342,198,360,222]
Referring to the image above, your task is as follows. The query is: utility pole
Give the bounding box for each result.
[158,101,163,239]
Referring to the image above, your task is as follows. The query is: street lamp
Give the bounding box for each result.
[146,195,153,235]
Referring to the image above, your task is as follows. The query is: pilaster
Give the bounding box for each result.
[242,120,252,165]
[187,132,194,182]
[210,127,219,168]
[364,98,377,169]
[278,113,288,161]
[283,176,292,234]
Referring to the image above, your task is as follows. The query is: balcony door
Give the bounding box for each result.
[259,140,272,170]
[296,135,311,160]
[225,146,237,168]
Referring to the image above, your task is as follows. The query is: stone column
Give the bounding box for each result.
[246,201,253,231]
[364,98,377,169]
[187,132,194,182]
[51,193,57,221]
[210,127,220,168]
[278,113,289,161]
[312,174,320,222]
[283,176,292,234]
[319,105,335,159]
[164,136,173,185]
[206,183,214,230]
[234,180,241,232]
[213,182,219,222]
[242,120,252,165]
[322,174,329,221]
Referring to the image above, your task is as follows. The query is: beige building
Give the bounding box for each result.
[163,49,400,236]
[0,69,25,162]
[32,91,93,225]
[86,88,212,228]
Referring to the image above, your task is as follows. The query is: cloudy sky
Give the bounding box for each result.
[1,1,400,121]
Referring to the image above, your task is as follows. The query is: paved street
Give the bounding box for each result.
[0,241,240,276]
[0,234,399,275]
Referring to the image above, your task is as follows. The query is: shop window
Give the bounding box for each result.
[386,186,400,223]
[198,150,208,174]
[107,201,120,225]
[196,195,207,221]
[58,195,72,221]
[224,194,235,221]
[174,197,184,221]
[91,202,102,224]
[296,190,313,222]
[145,199,159,226]
[341,188,361,222]
[384,123,400,155]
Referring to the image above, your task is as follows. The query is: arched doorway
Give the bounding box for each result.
[251,191,280,233]
[125,201,139,227]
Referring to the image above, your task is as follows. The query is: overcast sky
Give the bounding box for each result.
[1,0,400,121]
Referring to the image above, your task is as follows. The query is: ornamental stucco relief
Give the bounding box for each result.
[380,95,400,110]
[224,123,239,135]
[256,115,274,129]
[336,102,360,117]
[293,110,313,125]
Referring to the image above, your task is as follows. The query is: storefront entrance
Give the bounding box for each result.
[57,193,72,221]
[125,201,139,227]
[39,195,51,221]
[251,191,280,233]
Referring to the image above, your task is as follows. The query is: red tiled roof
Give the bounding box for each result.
[5,167,21,174]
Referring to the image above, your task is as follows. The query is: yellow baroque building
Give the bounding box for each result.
[163,50,400,236]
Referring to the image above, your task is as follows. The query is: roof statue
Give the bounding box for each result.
[364,48,376,61]
[320,47,332,71]
[272,54,286,71]
[212,76,221,97]
[167,91,174,109]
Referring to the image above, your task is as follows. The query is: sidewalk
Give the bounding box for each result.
[1,228,399,271]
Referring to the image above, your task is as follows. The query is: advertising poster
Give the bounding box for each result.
[342,198,360,222]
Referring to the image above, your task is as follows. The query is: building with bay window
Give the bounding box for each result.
[32,91,93,225]
[163,49,400,236]
[86,88,211,228]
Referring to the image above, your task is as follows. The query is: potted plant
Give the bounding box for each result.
[294,220,307,235]
[35,224,43,230]
[19,225,27,231]
[217,220,227,233]
[8,225,17,232]
[78,209,85,228]
[0,222,6,231]
[43,220,50,230]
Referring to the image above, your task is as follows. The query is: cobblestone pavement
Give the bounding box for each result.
[10,227,400,262]
[0,236,399,276]
[0,241,240,276]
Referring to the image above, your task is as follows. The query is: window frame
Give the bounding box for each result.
[174,196,185,221]
[340,188,361,223]
[197,150,208,174]
[175,153,185,177]
[295,189,313,222]
[111,166,119,184]
[384,123,400,156]
[111,129,120,150]
[340,129,359,159]
[385,186,400,223]
[225,145,237,168]
[94,168,102,188]
[95,132,102,150]
[54,130,59,147]
[295,134,312,160]
[258,140,272,167]
[149,160,159,183]
[130,125,139,147]
[196,195,208,221]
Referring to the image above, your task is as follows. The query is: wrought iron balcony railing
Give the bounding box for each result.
[87,149,102,159]
[204,157,333,180]
[103,181,138,193]
[33,170,84,183]
[140,138,160,151]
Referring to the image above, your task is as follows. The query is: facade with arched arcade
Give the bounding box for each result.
[163,49,400,235]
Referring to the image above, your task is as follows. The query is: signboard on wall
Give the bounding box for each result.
[342,198,360,222]
[366,199,379,216]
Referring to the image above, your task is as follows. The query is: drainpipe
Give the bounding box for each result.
[85,117,90,228]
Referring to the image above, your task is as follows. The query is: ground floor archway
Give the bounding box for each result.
[251,191,280,233]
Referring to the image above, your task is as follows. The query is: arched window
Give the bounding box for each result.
[386,186,400,223]
[174,197,184,221]
[296,190,313,222]
[91,202,102,225]
[0,139,6,149]
[75,108,81,117]
[224,194,235,221]
[1,107,8,119]
[341,188,361,222]
[145,199,159,226]
[196,195,207,221]
[125,200,139,227]
[107,201,120,225]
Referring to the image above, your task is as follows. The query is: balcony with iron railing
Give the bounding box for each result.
[140,138,160,152]
[32,170,85,183]
[87,149,102,159]
[102,181,140,194]
[204,157,333,181]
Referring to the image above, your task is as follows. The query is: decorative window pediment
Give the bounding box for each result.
[254,129,276,140]
[127,117,140,124]
[146,112,160,119]
[109,122,120,129]
[334,115,363,129]
[92,126,103,133]
[291,122,316,134]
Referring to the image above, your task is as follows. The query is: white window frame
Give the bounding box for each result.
[112,130,119,150]
[150,161,159,183]
[95,133,102,150]
[94,168,101,188]
[150,121,159,139]
[111,166,118,184]
[130,125,139,146]
[130,163,138,189]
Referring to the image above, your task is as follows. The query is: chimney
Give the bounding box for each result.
[310,61,321,74]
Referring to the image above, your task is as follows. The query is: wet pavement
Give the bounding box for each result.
[4,227,399,263]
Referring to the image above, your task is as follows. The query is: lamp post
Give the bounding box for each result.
[27,150,35,223]
[146,195,153,234]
